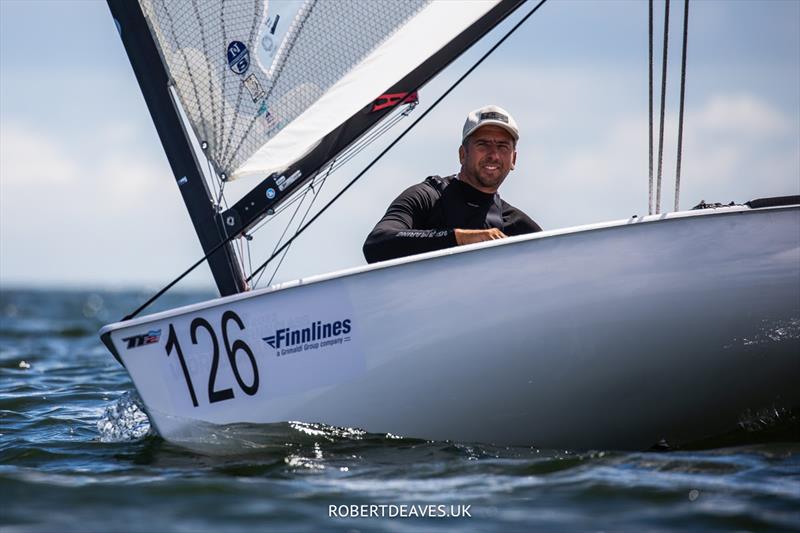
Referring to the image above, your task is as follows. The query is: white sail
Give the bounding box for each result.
[138,0,499,181]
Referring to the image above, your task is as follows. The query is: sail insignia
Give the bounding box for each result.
[138,0,463,180]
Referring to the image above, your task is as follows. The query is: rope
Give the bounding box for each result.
[122,0,548,321]
[655,0,670,214]
[674,0,689,212]
[246,0,549,284]
[648,0,654,215]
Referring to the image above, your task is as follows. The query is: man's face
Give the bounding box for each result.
[458,125,517,193]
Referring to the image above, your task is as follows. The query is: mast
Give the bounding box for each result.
[107,0,247,296]
[220,0,527,237]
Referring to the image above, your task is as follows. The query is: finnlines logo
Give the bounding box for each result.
[263,319,352,357]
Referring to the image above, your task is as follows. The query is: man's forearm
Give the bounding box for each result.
[362,226,457,264]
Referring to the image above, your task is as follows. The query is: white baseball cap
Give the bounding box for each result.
[462,105,519,142]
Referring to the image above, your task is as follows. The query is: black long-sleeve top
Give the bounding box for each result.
[363,175,541,264]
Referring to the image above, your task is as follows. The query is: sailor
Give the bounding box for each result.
[363,105,541,264]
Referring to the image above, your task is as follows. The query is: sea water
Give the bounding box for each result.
[1,288,798,531]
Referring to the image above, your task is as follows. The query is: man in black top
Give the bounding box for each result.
[363,105,541,264]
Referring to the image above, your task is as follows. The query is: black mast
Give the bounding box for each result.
[107,0,247,296]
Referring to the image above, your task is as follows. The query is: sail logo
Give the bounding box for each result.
[372,91,418,112]
[121,329,161,350]
[243,74,265,102]
[263,319,352,357]
[261,14,281,57]
[256,100,281,132]
[227,41,250,75]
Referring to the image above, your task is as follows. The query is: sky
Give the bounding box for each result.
[1,0,798,292]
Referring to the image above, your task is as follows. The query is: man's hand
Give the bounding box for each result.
[454,228,508,246]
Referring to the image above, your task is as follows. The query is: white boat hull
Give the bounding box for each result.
[101,205,800,450]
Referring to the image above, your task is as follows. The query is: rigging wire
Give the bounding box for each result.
[245,0,549,285]
[263,158,335,288]
[247,180,316,234]
[123,154,329,320]
[655,0,670,215]
[245,105,411,237]
[247,106,417,283]
[648,0,654,215]
[122,0,548,321]
[245,232,254,280]
[326,105,417,176]
[225,98,415,286]
[252,185,311,288]
[674,0,689,212]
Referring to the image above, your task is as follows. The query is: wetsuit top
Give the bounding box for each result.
[363,175,542,264]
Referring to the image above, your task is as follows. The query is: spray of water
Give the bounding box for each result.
[97,391,152,442]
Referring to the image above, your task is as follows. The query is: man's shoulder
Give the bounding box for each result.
[422,174,457,194]
[389,176,450,209]
[396,175,455,200]
[500,199,542,233]
[499,198,524,214]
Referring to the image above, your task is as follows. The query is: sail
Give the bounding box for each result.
[138,0,500,181]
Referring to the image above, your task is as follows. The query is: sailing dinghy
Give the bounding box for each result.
[100,0,800,450]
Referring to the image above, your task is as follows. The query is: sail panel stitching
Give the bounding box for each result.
[190,0,219,166]
[158,0,208,146]
[220,0,430,176]
[218,0,317,173]
[218,0,269,173]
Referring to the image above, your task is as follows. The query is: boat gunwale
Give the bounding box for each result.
[99,202,799,338]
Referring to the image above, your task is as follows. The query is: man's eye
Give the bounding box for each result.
[474,140,511,151]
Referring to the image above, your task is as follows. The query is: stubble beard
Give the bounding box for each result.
[470,161,507,191]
